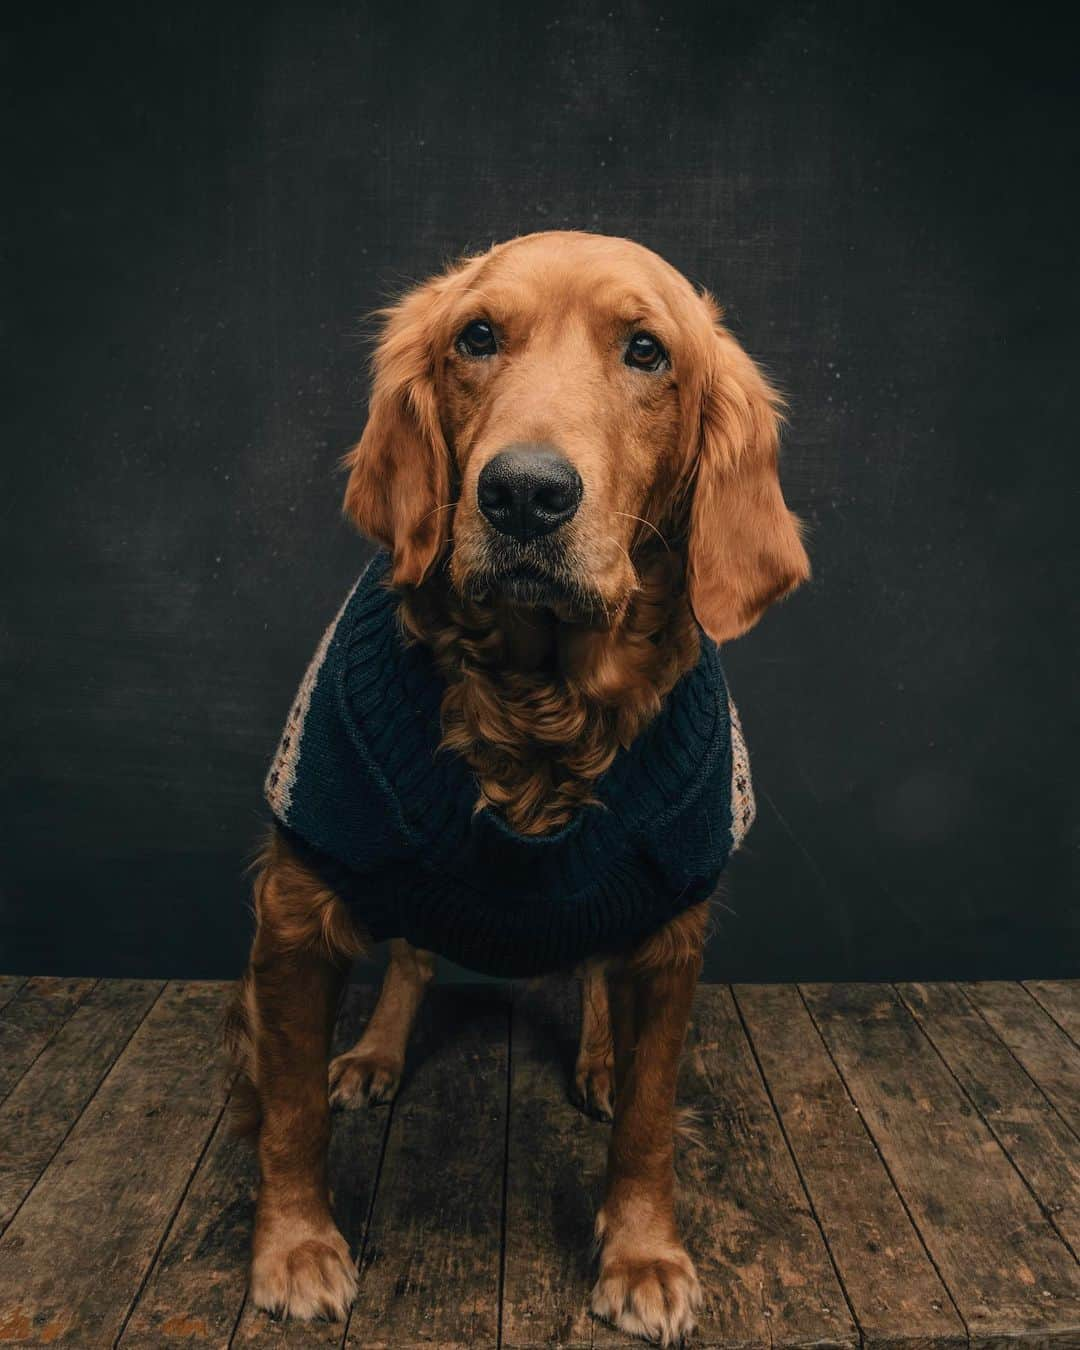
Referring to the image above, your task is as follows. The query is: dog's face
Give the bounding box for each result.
[344,231,808,640]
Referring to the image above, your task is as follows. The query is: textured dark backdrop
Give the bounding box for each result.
[4,3,1077,981]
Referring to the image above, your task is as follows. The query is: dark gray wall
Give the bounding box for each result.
[4,3,1077,981]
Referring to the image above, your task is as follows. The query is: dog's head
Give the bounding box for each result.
[343,231,808,641]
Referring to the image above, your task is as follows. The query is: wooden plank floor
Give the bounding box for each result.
[0,979,1077,1348]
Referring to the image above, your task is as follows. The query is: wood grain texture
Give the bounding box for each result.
[230,985,396,1350]
[899,981,1080,1258]
[2,976,1079,1346]
[0,977,97,1101]
[803,982,1080,1346]
[666,985,857,1349]
[345,986,509,1349]
[118,1110,256,1349]
[0,981,229,1347]
[0,978,162,1235]
[0,978,26,1016]
[500,980,607,1349]
[1025,982,1080,1048]
[963,983,1080,1139]
[734,983,966,1349]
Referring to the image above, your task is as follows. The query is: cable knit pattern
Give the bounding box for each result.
[265,551,753,977]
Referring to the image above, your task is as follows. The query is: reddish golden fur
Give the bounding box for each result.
[224,833,366,1139]
[229,231,808,1343]
[343,232,807,833]
[397,551,698,832]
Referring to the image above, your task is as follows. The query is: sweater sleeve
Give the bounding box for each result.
[637,682,755,900]
[264,576,409,872]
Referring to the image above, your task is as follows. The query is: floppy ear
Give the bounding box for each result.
[686,312,810,642]
[342,282,452,587]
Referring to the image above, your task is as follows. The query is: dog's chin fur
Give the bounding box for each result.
[400,545,700,837]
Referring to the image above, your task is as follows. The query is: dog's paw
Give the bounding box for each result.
[591,1245,702,1346]
[251,1222,357,1321]
[329,1049,402,1108]
[573,1056,615,1121]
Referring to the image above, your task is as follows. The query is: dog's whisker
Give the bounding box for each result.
[603,535,634,568]
[612,511,670,550]
[416,501,456,528]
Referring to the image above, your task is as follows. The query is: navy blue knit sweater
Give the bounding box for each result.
[265,552,755,977]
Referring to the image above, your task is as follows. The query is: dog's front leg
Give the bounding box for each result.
[574,959,615,1120]
[591,906,706,1346]
[246,846,360,1321]
[329,938,434,1107]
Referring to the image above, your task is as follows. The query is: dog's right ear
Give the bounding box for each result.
[343,281,452,587]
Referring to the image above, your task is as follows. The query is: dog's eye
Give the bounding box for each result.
[624,331,667,372]
[457,319,498,358]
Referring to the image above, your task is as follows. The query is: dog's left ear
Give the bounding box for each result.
[343,281,452,587]
[686,304,810,642]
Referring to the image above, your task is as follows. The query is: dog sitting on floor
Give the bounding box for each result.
[225,230,809,1346]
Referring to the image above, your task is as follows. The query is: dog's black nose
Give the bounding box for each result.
[477,445,583,542]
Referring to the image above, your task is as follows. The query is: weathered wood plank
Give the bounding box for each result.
[804,982,1080,1346]
[2,975,1075,1348]
[0,978,26,1016]
[499,981,606,1350]
[0,977,97,1102]
[1025,982,1080,1049]
[735,982,966,1349]
[119,1109,255,1349]
[123,986,383,1349]
[230,986,398,1350]
[504,983,858,1350]
[0,978,163,1235]
[661,984,857,1350]
[963,982,1080,1139]
[344,985,508,1349]
[0,981,229,1346]
[899,981,1080,1258]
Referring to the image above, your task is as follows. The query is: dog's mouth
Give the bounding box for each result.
[461,548,611,624]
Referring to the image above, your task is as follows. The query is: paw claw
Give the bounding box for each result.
[251,1225,357,1322]
[574,1059,615,1121]
[328,1049,402,1108]
[591,1247,702,1346]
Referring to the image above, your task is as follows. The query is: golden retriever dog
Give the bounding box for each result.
[226,230,808,1345]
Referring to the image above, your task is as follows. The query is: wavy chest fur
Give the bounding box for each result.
[399,553,700,836]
